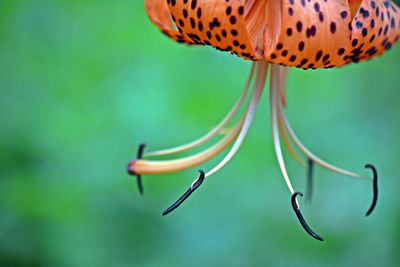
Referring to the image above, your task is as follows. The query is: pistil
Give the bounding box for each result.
[128,118,243,175]
[144,64,256,158]
[128,60,267,177]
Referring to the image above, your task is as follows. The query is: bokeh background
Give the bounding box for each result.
[1,1,400,266]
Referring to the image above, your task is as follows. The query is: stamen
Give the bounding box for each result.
[144,64,256,158]
[278,66,289,107]
[127,61,266,177]
[131,60,268,216]
[277,103,306,166]
[274,65,371,181]
[205,60,269,178]
[162,170,205,216]
[127,143,146,195]
[365,164,378,216]
[276,66,305,166]
[291,192,324,241]
[275,64,379,216]
[306,159,314,203]
[270,64,295,195]
[279,102,371,181]
[128,119,243,175]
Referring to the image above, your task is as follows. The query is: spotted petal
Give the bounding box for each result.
[145,0,195,44]
[265,0,355,69]
[146,0,400,68]
[166,0,269,60]
[345,0,400,64]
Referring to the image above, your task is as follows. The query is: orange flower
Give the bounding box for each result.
[128,0,399,240]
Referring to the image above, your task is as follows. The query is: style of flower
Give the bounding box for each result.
[128,0,400,240]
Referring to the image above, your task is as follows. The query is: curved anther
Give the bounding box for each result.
[306,159,314,203]
[291,192,323,241]
[162,170,205,216]
[365,164,378,216]
[127,143,146,195]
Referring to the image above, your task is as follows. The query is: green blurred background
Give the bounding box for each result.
[1,1,400,266]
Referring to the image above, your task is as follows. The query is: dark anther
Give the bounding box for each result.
[365,164,378,216]
[127,143,146,195]
[291,192,324,241]
[162,169,205,216]
[306,158,314,203]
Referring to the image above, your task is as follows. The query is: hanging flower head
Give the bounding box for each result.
[128,0,400,241]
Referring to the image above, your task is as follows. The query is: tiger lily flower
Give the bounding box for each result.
[128,0,400,240]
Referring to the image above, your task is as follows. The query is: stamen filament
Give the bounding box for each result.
[128,61,266,176]
[273,65,371,181]
[277,104,306,166]
[279,103,371,181]
[270,64,295,195]
[144,63,256,158]
[131,61,270,218]
[278,66,289,108]
[205,60,269,178]
[129,116,244,175]
[276,66,305,165]
[306,159,314,203]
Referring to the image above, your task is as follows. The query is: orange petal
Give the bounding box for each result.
[344,0,400,64]
[165,0,269,60]
[265,0,354,69]
[147,0,399,67]
[145,0,195,44]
